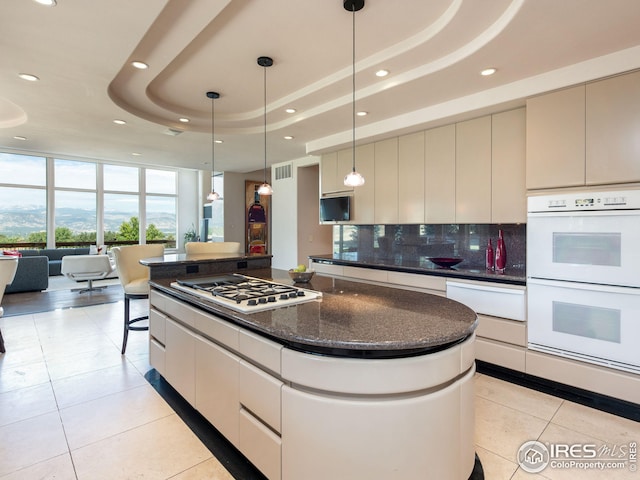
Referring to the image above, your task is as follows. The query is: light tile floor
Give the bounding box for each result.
[1,302,639,479]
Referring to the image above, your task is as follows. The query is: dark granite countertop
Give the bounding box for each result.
[150,268,478,359]
[309,253,526,286]
[140,252,272,266]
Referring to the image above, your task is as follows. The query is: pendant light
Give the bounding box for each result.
[257,56,273,196]
[343,0,365,187]
[206,91,220,201]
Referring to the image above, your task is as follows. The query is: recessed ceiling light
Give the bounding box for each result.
[481,68,497,76]
[179,118,190,123]
[113,119,126,125]
[284,135,294,140]
[215,139,223,144]
[132,152,142,156]
[18,73,39,82]
[13,136,27,141]
[33,0,56,6]
[356,111,368,117]
[285,108,296,114]
[131,61,149,70]
[375,69,389,77]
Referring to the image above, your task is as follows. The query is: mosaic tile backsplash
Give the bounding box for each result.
[332,223,526,271]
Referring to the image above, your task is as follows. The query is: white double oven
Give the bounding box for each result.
[527,189,640,374]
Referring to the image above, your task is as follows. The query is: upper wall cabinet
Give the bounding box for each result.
[374,138,399,224]
[320,151,354,195]
[398,132,425,223]
[320,152,338,195]
[527,69,640,190]
[424,124,456,223]
[492,108,526,223]
[526,85,586,189]
[586,70,640,185]
[352,143,375,224]
[456,116,492,223]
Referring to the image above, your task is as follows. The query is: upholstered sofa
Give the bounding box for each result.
[20,248,90,276]
[4,255,49,293]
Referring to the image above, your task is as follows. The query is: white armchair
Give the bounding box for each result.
[0,257,19,353]
[61,254,113,293]
[185,241,242,255]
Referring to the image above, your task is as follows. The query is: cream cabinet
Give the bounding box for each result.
[374,138,399,224]
[320,152,338,194]
[424,124,456,223]
[195,337,240,446]
[164,318,196,405]
[455,116,492,223]
[526,85,586,189]
[586,70,640,185]
[398,131,425,223]
[320,151,354,195]
[352,143,375,224]
[150,291,283,479]
[491,108,526,223]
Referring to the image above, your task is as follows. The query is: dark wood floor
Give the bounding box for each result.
[1,284,123,316]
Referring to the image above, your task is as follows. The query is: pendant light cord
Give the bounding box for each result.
[211,96,215,180]
[263,65,267,183]
[351,4,356,172]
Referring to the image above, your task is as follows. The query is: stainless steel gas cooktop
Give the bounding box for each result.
[171,274,322,313]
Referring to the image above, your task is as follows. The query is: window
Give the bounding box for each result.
[0,153,47,246]
[145,169,176,247]
[54,159,97,247]
[54,190,97,245]
[0,153,180,251]
[54,159,96,189]
[104,165,139,244]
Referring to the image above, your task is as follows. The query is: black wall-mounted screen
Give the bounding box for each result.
[203,203,213,219]
[320,196,351,222]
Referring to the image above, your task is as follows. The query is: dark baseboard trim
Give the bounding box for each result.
[476,360,640,422]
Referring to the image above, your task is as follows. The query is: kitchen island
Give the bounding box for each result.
[148,268,479,480]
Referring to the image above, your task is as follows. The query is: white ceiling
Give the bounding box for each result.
[2,0,640,174]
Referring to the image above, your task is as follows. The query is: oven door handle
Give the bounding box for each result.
[527,209,640,218]
[528,277,640,295]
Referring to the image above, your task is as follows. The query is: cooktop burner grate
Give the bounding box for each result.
[171,274,322,313]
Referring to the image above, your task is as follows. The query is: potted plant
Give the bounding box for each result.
[184,224,198,243]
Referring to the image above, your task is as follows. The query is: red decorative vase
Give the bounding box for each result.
[485,238,494,271]
[495,229,507,273]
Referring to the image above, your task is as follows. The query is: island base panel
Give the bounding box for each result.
[282,365,475,480]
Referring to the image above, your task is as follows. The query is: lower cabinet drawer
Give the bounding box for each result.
[446,280,526,321]
[239,359,282,432]
[239,408,281,480]
[149,338,165,376]
[149,309,166,344]
[476,338,526,372]
[476,314,526,346]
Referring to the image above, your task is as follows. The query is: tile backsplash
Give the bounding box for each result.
[332,223,526,271]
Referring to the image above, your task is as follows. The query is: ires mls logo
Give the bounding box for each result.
[518,440,637,473]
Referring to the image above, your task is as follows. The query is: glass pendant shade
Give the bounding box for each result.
[257,182,273,195]
[207,190,220,201]
[344,169,365,187]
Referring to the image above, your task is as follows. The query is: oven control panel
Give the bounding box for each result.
[528,189,640,212]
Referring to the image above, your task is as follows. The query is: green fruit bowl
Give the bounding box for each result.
[288,269,315,283]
